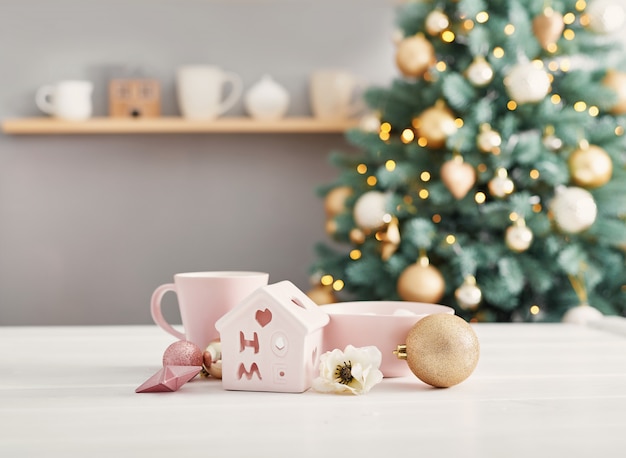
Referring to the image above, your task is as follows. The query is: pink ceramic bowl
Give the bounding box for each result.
[321,301,454,377]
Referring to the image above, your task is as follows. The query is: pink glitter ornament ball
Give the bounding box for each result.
[162,341,203,367]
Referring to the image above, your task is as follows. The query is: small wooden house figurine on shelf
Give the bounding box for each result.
[215,280,330,393]
[108,79,161,118]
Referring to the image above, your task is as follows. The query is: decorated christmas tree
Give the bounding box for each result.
[309,0,626,322]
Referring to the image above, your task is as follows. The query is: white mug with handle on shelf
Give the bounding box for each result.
[35,80,93,121]
[177,65,243,120]
[309,69,367,120]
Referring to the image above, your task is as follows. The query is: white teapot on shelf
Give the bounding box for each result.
[244,75,290,120]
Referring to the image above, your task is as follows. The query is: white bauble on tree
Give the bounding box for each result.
[454,276,482,311]
[477,124,502,153]
[543,133,563,151]
[488,168,515,198]
[425,9,450,35]
[505,220,533,252]
[586,0,625,34]
[504,61,551,104]
[466,56,494,87]
[353,191,390,230]
[359,112,382,132]
[562,303,604,324]
[550,186,598,233]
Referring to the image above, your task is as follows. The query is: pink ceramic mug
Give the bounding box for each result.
[150,271,269,350]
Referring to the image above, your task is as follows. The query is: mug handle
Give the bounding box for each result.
[35,85,56,115]
[150,283,186,341]
[217,72,243,115]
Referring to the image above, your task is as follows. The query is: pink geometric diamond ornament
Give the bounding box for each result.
[135,365,202,393]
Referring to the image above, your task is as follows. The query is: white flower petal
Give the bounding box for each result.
[351,362,364,381]
[311,345,384,395]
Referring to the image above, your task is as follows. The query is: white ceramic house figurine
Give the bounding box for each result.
[244,75,290,120]
[215,280,329,393]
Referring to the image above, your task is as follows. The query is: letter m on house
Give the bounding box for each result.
[237,362,262,380]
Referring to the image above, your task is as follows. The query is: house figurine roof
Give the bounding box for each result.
[215,280,329,334]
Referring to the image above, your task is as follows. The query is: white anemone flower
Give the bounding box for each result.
[312,345,383,395]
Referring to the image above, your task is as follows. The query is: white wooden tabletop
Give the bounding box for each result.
[1,321,625,457]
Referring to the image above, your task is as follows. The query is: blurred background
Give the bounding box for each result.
[0,0,397,325]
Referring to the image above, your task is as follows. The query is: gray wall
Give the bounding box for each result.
[0,0,396,325]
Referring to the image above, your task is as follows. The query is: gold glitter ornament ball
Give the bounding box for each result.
[398,314,480,388]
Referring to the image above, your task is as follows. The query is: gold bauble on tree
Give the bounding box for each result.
[395,33,436,78]
[325,218,338,236]
[306,284,337,305]
[413,100,458,149]
[349,227,366,244]
[568,142,613,188]
[397,256,446,303]
[378,216,401,261]
[602,70,626,115]
[440,155,476,200]
[532,8,564,50]
[324,186,353,217]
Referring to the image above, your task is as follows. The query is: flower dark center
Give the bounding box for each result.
[335,361,353,384]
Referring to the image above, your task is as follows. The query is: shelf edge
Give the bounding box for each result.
[2,117,358,135]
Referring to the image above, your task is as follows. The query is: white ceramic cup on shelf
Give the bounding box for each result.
[176,65,243,120]
[309,69,366,120]
[35,80,93,121]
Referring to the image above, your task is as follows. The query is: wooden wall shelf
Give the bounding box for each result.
[1,117,358,135]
